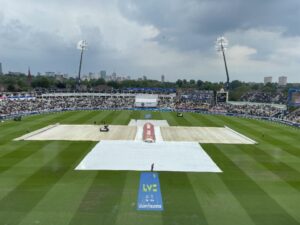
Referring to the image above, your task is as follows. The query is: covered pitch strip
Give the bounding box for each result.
[75,140,222,172]
[161,126,256,144]
[15,120,256,144]
[15,124,137,141]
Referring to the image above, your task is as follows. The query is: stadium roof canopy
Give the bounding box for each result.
[122,88,176,93]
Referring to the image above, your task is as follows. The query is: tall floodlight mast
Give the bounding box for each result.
[216,36,230,90]
[77,40,88,90]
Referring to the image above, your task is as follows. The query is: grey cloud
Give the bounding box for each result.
[0,0,300,82]
[118,0,300,52]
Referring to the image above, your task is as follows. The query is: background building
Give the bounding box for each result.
[161,74,165,83]
[100,70,106,79]
[112,72,117,81]
[45,72,55,77]
[0,62,3,75]
[264,76,272,85]
[278,76,287,86]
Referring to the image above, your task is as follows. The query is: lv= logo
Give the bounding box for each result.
[143,184,158,192]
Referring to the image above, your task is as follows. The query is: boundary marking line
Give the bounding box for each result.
[224,126,257,144]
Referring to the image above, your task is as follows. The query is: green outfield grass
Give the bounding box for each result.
[0,110,299,225]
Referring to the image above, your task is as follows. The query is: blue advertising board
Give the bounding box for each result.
[137,172,163,211]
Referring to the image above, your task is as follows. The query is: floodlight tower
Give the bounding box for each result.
[216,36,230,90]
[77,40,88,91]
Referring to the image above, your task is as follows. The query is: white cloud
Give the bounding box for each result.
[227,45,257,61]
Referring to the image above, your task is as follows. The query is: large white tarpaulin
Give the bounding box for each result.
[75,140,222,172]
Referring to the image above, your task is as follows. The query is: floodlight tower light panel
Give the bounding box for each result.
[216,36,228,52]
[77,40,88,50]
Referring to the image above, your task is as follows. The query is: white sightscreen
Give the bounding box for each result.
[135,94,158,107]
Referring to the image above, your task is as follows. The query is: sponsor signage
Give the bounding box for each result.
[137,172,163,211]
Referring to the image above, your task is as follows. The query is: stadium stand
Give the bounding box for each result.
[0,91,299,127]
[240,91,286,104]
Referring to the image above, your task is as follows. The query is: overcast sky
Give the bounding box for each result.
[0,0,300,82]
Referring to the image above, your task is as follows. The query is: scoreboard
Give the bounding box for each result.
[288,88,300,107]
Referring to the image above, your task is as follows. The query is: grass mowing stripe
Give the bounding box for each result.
[0,141,90,225]
[68,171,127,225]
[149,111,163,120]
[170,112,191,126]
[76,111,113,124]
[140,110,163,120]
[240,145,300,192]
[17,173,99,225]
[160,172,209,225]
[72,110,103,124]
[190,113,221,127]
[181,112,221,127]
[0,142,45,173]
[111,110,132,125]
[219,144,300,223]
[261,134,300,158]
[204,144,299,225]
[0,142,69,200]
[213,114,298,142]
[18,144,98,225]
[188,173,256,225]
[58,111,101,124]
[182,113,210,126]
[130,110,141,120]
[90,110,120,125]
[215,115,300,158]
[160,112,185,126]
[194,113,226,127]
[99,110,120,124]
[0,141,39,158]
[81,110,111,124]
[206,115,297,155]
[162,111,197,127]
[243,117,300,138]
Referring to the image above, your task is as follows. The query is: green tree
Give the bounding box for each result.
[32,76,50,88]
[230,80,243,90]
[197,80,203,88]
[176,79,183,88]
[189,79,196,85]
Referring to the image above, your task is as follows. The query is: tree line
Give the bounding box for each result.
[0,73,293,101]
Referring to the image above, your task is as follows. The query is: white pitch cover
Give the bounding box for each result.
[75,140,222,173]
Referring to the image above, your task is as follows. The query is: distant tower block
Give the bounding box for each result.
[0,62,3,75]
[264,76,272,85]
[278,76,287,86]
[161,74,165,83]
[143,123,156,143]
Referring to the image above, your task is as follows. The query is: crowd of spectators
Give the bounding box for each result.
[209,103,282,117]
[174,89,214,111]
[0,96,136,115]
[178,89,214,103]
[283,109,300,123]
[174,100,211,111]
[240,91,286,104]
[157,97,175,109]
